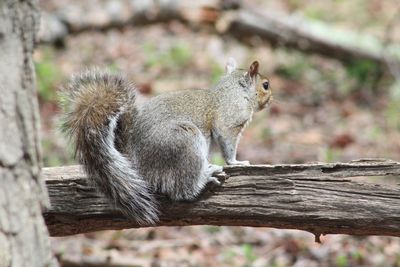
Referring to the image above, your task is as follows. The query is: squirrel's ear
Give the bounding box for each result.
[225,57,237,74]
[248,61,259,79]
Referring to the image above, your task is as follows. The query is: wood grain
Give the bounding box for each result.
[43,159,400,237]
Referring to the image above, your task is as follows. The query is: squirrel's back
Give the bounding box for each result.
[137,88,216,136]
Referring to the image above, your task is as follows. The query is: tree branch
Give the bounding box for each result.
[43,159,400,237]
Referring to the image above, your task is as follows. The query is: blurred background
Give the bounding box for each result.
[36,0,400,266]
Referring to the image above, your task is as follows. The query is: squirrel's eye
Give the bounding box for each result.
[262,81,269,90]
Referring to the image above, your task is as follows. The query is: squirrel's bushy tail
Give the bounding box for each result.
[61,70,159,224]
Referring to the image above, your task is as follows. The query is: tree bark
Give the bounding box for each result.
[43,159,400,238]
[0,1,58,266]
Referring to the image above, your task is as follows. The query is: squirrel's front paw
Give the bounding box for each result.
[227,160,250,166]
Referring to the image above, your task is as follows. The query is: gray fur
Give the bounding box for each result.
[61,60,266,224]
[61,70,158,224]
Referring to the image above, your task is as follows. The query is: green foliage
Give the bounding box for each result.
[345,59,379,85]
[143,41,192,70]
[368,126,383,140]
[275,53,310,81]
[261,127,273,141]
[42,139,62,166]
[336,254,348,267]
[241,244,257,265]
[304,7,325,20]
[210,61,224,84]
[385,82,400,130]
[106,63,120,74]
[351,249,363,262]
[211,153,225,165]
[322,147,340,162]
[385,101,400,130]
[35,48,62,102]
[221,245,257,267]
[41,138,74,167]
[205,226,221,234]
[275,49,389,98]
[340,58,383,96]
[222,249,236,265]
[169,43,192,66]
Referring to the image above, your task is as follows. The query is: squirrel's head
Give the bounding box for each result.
[223,58,272,111]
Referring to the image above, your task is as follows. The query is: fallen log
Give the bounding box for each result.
[43,159,400,238]
[38,0,400,68]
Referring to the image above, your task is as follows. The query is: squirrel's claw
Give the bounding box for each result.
[208,176,221,185]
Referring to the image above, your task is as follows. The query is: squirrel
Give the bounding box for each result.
[61,58,272,224]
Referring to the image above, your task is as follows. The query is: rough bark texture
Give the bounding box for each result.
[0,1,57,266]
[38,0,400,68]
[43,159,400,238]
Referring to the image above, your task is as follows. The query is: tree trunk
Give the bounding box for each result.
[0,1,57,266]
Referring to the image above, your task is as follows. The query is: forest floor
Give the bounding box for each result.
[37,0,400,266]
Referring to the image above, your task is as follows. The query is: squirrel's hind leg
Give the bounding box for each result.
[158,121,221,201]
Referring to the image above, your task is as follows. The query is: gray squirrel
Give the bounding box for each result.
[61,58,272,224]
